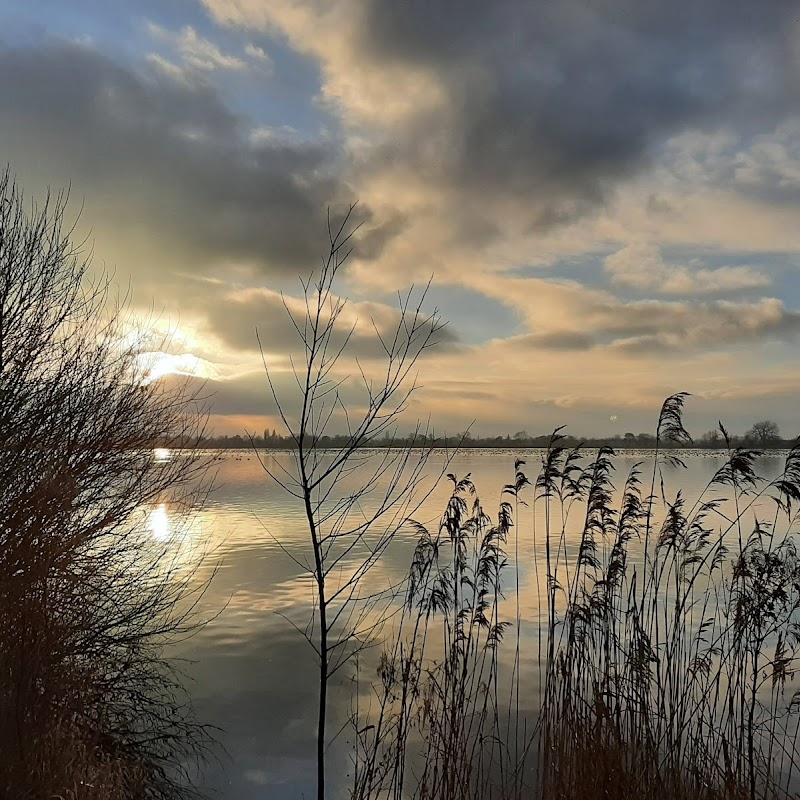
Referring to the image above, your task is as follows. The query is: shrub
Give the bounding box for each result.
[0,169,213,799]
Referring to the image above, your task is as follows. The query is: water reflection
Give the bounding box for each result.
[148,503,170,542]
[142,501,208,579]
[168,448,793,799]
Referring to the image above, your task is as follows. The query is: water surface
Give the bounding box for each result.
[166,448,789,799]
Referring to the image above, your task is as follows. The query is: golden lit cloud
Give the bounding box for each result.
[136,351,219,384]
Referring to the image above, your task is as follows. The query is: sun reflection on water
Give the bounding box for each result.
[148,503,171,542]
[153,447,171,463]
[143,502,208,576]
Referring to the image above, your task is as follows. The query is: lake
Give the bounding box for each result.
[164,447,792,799]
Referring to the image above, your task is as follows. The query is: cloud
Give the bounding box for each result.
[0,41,368,293]
[145,53,194,85]
[5,6,800,438]
[605,297,800,354]
[509,331,596,352]
[146,22,247,73]
[472,274,800,356]
[244,42,272,65]
[731,120,800,204]
[136,351,220,384]
[202,284,459,358]
[202,0,800,238]
[189,0,800,325]
[604,243,771,294]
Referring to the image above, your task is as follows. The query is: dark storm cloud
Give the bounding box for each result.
[0,42,366,277]
[357,0,800,231]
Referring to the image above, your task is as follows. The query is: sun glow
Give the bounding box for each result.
[148,503,171,542]
[143,503,207,575]
[136,351,217,384]
[153,447,171,462]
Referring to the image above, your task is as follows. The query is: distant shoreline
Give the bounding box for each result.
[187,441,796,452]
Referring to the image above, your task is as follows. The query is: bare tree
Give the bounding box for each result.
[0,169,214,799]
[257,206,448,800]
[745,419,781,445]
[700,428,722,447]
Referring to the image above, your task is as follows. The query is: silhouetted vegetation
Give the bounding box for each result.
[7,170,797,800]
[249,213,800,800]
[0,170,214,799]
[348,395,800,800]
[259,206,448,800]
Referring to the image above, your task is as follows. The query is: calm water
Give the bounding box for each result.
[163,448,790,799]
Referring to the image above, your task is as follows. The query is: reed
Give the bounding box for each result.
[350,473,515,800]
[351,394,800,800]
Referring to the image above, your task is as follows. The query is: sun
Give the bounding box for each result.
[136,351,216,384]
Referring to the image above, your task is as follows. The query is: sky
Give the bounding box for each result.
[2,0,800,439]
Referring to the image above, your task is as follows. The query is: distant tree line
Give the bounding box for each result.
[193,419,793,450]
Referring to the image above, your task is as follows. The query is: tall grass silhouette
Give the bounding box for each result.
[350,394,800,800]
